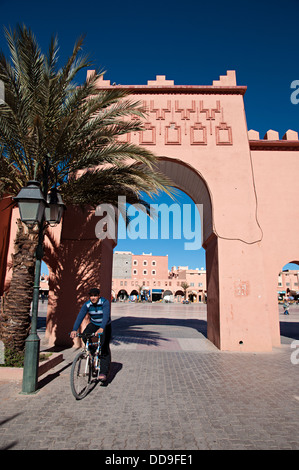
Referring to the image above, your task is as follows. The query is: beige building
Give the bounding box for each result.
[112,251,207,302]
[278,270,299,299]
[112,251,298,303]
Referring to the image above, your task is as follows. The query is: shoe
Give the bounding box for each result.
[98,373,107,381]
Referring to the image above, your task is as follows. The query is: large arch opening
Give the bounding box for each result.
[113,157,220,348]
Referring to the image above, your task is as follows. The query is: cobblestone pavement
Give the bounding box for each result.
[0,303,298,450]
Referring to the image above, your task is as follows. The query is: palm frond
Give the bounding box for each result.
[0,25,175,207]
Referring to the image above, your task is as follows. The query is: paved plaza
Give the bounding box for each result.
[0,301,299,450]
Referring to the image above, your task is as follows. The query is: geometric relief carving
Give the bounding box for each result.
[199,100,221,120]
[199,100,221,135]
[190,122,207,145]
[165,122,181,145]
[139,123,156,145]
[215,122,233,145]
[140,99,233,146]
[150,100,171,120]
[175,100,196,120]
[234,280,250,297]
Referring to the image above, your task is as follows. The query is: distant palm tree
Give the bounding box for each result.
[181,282,190,301]
[0,25,174,352]
[137,285,143,302]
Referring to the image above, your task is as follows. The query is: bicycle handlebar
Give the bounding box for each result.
[78,332,100,338]
[69,332,102,338]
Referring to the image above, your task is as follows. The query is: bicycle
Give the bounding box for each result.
[70,332,103,400]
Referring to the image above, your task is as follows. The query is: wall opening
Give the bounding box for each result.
[112,157,220,348]
[278,261,299,344]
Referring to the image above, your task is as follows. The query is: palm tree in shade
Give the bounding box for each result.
[0,25,174,353]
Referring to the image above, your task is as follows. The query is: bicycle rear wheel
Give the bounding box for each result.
[70,351,92,399]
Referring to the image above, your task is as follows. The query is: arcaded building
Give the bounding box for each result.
[112,251,207,302]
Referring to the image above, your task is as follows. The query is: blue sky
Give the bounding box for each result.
[116,189,206,270]
[1,0,299,271]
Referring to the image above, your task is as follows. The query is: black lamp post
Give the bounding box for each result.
[14,180,65,394]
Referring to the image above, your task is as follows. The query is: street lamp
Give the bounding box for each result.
[44,187,66,225]
[13,180,47,224]
[13,180,65,394]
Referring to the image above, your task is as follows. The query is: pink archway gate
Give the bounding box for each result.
[2,70,299,351]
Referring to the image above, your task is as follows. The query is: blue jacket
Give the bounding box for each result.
[73,297,111,331]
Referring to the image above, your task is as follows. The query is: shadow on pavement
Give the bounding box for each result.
[37,361,73,390]
[279,321,299,342]
[0,413,22,450]
[111,316,207,346]
[92,361,123,389]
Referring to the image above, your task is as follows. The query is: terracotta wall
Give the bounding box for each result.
[0,197,13,296]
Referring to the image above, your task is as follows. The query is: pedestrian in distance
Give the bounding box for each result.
[283,296,290,315]
[70,288,111,381]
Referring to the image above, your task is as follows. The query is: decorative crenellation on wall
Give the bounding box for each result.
[91,70,245,147]
[248,128,299,150]
[93,70,237,88]
[248,129,299,140]
[91,71,299,150]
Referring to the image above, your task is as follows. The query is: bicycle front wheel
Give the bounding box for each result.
[70,351,92,399]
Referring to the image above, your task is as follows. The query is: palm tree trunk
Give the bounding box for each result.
[0,219,39,352]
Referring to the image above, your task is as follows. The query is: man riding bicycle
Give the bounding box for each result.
[70,288,111,381]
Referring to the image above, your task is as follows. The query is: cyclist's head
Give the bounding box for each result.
[89,288,100,298]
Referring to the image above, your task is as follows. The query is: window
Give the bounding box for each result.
[133,260,138,266]
[152,270,156,275]
[143,269,147,275]
[133,269,137,275]
[152,260,156,266]
[143,260,148,266]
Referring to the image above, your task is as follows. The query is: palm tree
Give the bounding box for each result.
[0,25,174,352]
[137,285,143,302]
[181,282,190,301]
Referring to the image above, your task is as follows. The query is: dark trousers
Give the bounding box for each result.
[82,322,111,375]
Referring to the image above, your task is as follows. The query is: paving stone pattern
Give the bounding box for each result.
[0,303,298,450]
